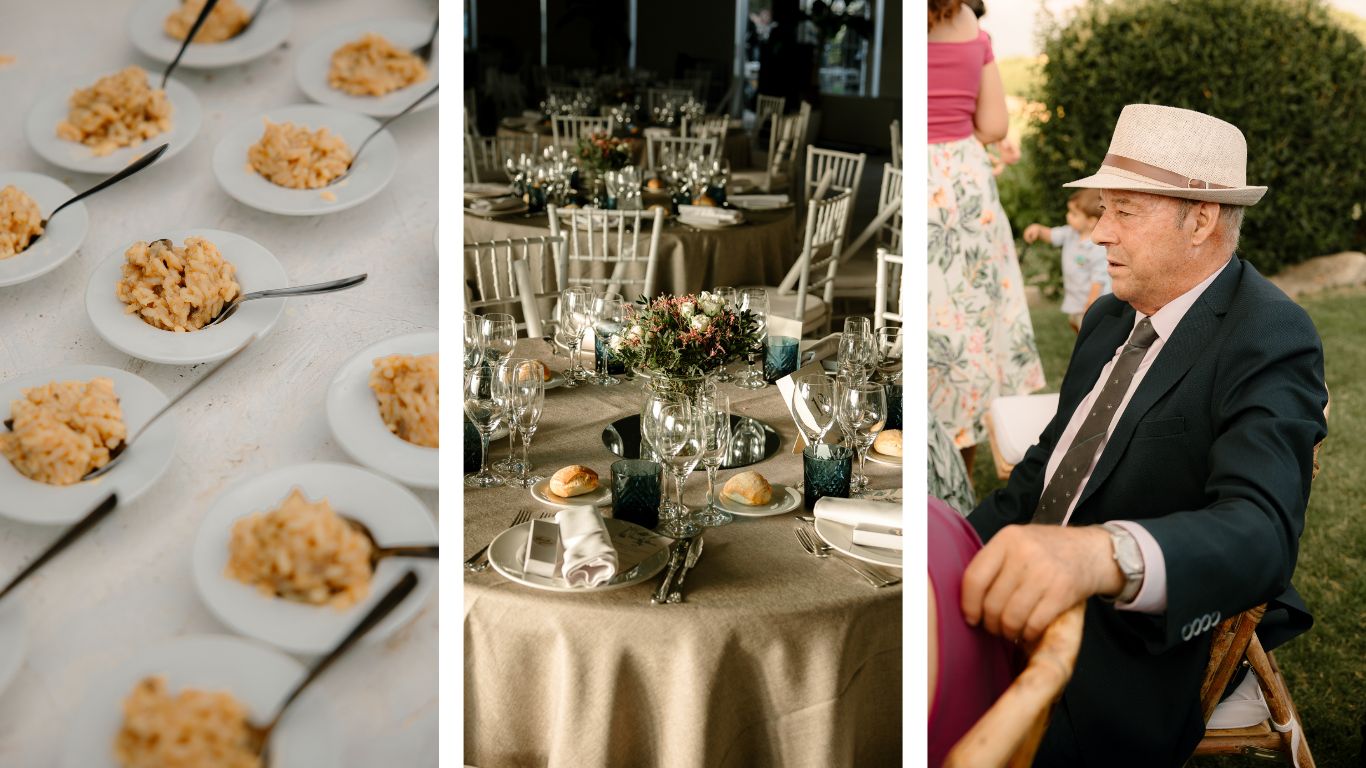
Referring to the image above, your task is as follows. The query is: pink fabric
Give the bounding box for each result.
[928,495,1019,767]
[928,30,995,144]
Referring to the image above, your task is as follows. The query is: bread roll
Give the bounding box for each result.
[550,465,599,497]
[722,470,773,506]
[873,429,902,457]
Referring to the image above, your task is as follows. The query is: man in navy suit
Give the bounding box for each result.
[962,104,1329,767]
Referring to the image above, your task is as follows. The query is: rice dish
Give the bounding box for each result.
[369,353,438,448]
[116,237,240,332]
[56,66,172,157]
[0,185,43,259]
[0,378,126,486]
[327,33,428,96]
[247,120,352,189]
[163,0,250,43]
[114,676,260,768]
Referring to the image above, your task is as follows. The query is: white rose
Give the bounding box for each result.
[609,334,625,351]
[690,314,711,332]
[698,293,722,316]
[679,301,696,318]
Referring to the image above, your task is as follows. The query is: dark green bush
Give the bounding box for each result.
[1016,0,1366,276]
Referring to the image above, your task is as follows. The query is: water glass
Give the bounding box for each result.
[480,313,517,367]
[654,402,703,538]
[711,286,738,382]
[875,326,903,383]
[764,336,800,383]
[803,444,853,510]
[611,459,663,529]
[464,367,506,488]
[884,382,903,432]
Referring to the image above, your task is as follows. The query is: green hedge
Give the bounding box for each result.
[1013,0,1366,277]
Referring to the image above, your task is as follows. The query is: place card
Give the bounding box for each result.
[523,519,563,578]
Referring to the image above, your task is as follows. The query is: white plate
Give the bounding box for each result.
[26,72,200,175]
[729,195,794,211]
[213,104,397,216]
[676,215,742,230]
[192,462,437,656]
[544,370,566,390]
[0,599,26,698]
[0,365,175,526]
[0,172,88,288]
[814,516,903,569]
[294,18,439,118]
[464,202,529,217]
[326,331,438,490]
[487,518,671,592]
[530,476,611,509]
[85,228,287,365]
[127,0,293,69]
[464,183,512,199]
[59,634,338,768]
[716,482,800,517]
[865,447,902,467]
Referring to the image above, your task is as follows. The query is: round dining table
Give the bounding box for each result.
[463,340,903,768]
[496,118,753,169]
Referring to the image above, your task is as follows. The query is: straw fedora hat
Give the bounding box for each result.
[1063,104,1266,206]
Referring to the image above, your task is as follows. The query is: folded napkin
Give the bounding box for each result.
[470,196,523,212]
[729,194,790,210]
[814,497,902,531]
[556,506,617,587]
[677,205,743,224]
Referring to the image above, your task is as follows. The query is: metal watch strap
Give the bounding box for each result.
[1099,523,1144,604]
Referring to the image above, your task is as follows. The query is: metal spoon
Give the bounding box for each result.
[331,84,439,186]
[162,0,221,88]
[22,144,169,252]
[204,273,367,328]
[341,516,438,573]
[412,19,438,63]
[247,570,419,762]
[0,493,118,603]
[237,0,272,36]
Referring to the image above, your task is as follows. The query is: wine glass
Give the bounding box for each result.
[837,329,875,384]
[640,382,686,515]
[711,286,738,382]
[591,294,626,386]
[844,316,871,338]
[463,311,484,373]
[480,313,517,368]
[560,287,594,387]
[694,394,733,527]
[735,288,768,390]
[792,374,837,447]
[464,366,506,488]
[874,326,903,383]
[838,381,887,496]
[509,361,546,488]
[492,357,532,475]
[654,402,703,538]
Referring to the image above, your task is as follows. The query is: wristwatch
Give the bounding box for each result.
[1099,523,1145,604]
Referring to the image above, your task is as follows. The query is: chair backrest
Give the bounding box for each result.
[546,205,664,298]
[682,115,729,141]
[464,236,565,336]
[466,134,541,184]
[464,103,479,137]
[646,87,693,113]
[755,93,786,137]
[878,163,904,252]
[764,113,804,187]
[874,249,904,331]
[645,134,718,170]
[944,603,1085,768]
[889,118,902,167]
[790,189,854,330]
[547,84,591,103]
[805,146,866,225]
[551,115,613,148]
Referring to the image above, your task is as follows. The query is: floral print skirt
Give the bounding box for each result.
[928,137,1044,449]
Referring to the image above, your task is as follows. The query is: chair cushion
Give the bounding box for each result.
[987,394,1060,466]
[748,288,828,339]
[1207,668,1271,730]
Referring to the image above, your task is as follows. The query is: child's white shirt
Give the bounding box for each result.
[1051,226,1111,314]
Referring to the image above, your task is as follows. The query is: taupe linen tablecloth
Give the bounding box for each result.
[463,209,798,295]
[464,341,903,768]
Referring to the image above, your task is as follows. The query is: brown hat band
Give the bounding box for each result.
[1103,153,1232,190]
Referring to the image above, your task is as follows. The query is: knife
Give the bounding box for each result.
[651,537,691,604]
[667,534,704,603]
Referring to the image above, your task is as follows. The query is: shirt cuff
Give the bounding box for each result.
[1109,520,1167,614]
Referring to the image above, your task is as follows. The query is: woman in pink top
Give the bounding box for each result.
[927,0,1044,475]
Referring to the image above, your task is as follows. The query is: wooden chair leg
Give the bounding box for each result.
[1249,637,1315,768]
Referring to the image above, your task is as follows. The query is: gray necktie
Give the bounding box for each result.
[1032,318,1160,525]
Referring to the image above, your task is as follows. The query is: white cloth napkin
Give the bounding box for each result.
[677,205,743,224]
[470,196,523,212]
[556,506,617,587]
[730,194,790,210]
[814,497,903,533]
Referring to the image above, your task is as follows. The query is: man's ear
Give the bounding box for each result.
[1190,201,1220,246]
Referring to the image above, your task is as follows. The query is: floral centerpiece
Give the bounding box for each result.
[576,132,634,174]
[609,293,762,391]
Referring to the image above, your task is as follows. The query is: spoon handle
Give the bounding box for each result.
[352,84,439,163]
[379,545,439,559]
[48,144,169,224]
[267,570,418,725]
[163,0,221,88]
[0,493,118,602]
[240,273,367,302]
[123,334,255,449]
[239,0,271,34]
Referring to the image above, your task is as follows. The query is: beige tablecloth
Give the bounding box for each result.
[464,341,903,768]
[463,209,798,296]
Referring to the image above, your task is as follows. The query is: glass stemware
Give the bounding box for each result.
[837,381,888,496]
[463,311,484,373]
[560,287,594,388]
[792,373,837,447]
[711,286,738,382]
[464,366,506,488]
[591,294,626,386]
[509,361,546,488]
[640,383,687,516]
[480,313,517,369]
[874,326,903,383]
[694,394,733,527]
[735,288,768,390]
[492,356,531,475]
[655,402,703,538]
[837,328,876,384]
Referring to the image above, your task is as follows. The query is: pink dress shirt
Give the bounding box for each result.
[928,30,994,144]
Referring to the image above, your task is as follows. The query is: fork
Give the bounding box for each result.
[793,515,900,582]
[464,509,530,572]
[794,527,896,588]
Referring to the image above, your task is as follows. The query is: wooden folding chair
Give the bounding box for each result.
[945,603,1086,768]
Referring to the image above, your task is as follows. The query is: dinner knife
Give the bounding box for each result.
[651,537,690,604]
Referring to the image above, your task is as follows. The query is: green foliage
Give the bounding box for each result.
[1021,0,1366,275]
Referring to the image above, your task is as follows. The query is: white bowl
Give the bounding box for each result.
[0,365,175,526]
[25,72,200,175]
[0,599,26,698]
[192,462,437,655]
[59,634,338,768]
[294,18,439,118]
[128,0,293,69]
[85,228,287,365]
[0,172,88,288]
[326,331,438,490]
[212,104,397,216]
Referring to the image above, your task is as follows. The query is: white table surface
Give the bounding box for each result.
[0,1,438,765]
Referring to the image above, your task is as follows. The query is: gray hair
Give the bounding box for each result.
[1175,199,1244,250]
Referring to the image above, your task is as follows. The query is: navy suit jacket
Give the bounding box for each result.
[969,257,1328,767]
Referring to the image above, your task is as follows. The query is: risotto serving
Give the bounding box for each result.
[116,237,240,332]
[370,353,438,448]
[115,676,260,768]
[0,185,43,259]
[164,0,250,43]
[56,66,172,157]
[328,33,428,96]
[247,120,352,189]
[226,488,373,609]
[0,378,126,486]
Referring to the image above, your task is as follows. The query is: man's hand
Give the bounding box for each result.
[961,525,1124,643]
[1022,223,1051,244]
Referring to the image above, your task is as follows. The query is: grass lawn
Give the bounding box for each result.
[969,287,1366,766]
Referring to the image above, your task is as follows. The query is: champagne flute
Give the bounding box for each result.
[792,374,837,447]
[463,311,484,373]
[838,381,887,496]
[655,402,703,538]
[640,382,686,515]
[591,294,626,386]
[492,357,532,475]
[463,367,506,488]
[711,286,738,382]
[510,361,546,488]
[694,394,733,527]
[735,288,768,390]
[560,287,594,387]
